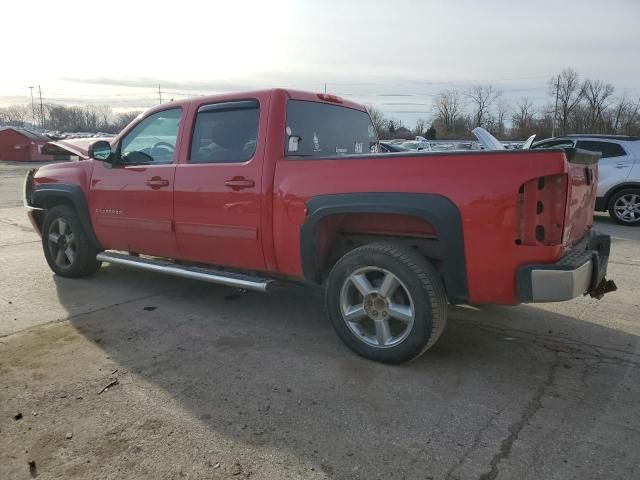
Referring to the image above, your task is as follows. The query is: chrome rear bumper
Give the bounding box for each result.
[530,260,593,302]
[517,231,615,302]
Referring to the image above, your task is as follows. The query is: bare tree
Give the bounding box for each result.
[3,104,30,127]
[609,96,632,134]
[512,98,536,138]
[94,105,113,131]
[619,97,640,136]
[492,100,510,138]
[465,85,501,128]
[365,105,386,136]
[582,79,615,131]
[386,118,400,134]
[413,118,428,137]
[433,90,462,134]
[549,68,584,135]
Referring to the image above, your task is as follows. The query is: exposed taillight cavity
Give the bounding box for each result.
[515,174,567,246]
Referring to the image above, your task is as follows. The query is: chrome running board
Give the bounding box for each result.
[96,251,275,293]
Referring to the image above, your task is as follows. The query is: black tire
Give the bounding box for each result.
[325,243,448,364]
[608,188,640,226]
[42,205,102,277]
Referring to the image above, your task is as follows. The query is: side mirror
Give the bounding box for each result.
[88,140,113,162]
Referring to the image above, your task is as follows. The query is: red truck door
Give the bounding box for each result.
[173,99,267,270]
[88,107,184,258]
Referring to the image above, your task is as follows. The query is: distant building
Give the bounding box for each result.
[0,127,59,161]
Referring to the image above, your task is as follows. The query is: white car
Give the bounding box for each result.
[401,140,432,151]
[533,135,640,226]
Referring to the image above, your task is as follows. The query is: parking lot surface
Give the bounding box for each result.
[1,161,639,479]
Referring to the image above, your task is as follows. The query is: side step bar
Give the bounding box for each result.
[96,251,276,293]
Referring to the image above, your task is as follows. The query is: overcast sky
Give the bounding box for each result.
[3,0,639,126]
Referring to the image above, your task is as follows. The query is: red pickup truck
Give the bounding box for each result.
[24,88,615,363]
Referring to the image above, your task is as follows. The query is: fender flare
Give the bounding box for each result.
[300,193,469,304]
[32,184,102,250]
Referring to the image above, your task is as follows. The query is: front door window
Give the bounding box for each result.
[120,108,182,164]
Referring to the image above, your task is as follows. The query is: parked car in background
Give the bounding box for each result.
[378,141,411,153]
[401,140,432,151]
[533,135,640,226]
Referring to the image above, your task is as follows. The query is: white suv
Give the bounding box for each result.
[533,135,640,226]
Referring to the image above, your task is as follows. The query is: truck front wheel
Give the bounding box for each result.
[325,243,448,364]
[42,205,102,277]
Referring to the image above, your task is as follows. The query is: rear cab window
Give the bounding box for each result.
[285,100,378,157]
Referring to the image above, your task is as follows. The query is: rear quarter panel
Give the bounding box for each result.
[273,150,570,304]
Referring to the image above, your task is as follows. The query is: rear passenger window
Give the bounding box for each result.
[576,141,626,158]
[189,100,259,163]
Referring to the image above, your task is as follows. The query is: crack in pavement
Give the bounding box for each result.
[445,407,506,480]
[477,353,561,480]
[444,316,638,480]
[0,240,40,248]
[0,218,36,233]
[464,320,640,369]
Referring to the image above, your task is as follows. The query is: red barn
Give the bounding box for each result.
[0,127,57,162]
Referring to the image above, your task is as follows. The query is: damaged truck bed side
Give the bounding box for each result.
[24,88,616,363]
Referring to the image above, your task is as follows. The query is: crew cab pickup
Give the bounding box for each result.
[24,89,616,363]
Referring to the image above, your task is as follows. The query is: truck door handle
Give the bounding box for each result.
[225,177,255,190]
[615,163,630,169]
[145,177,170,188]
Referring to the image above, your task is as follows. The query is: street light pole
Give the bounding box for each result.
[38,85,44,129]
[552,74,560,137]
[29,86,35,128]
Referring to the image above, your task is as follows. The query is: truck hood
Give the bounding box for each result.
[41,138,112,159]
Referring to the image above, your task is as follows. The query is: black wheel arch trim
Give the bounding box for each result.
[31,184,102,250]
[300,193,469,304]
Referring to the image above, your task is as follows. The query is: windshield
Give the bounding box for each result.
[285,100,378,157]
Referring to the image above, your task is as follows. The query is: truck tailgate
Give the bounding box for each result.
[563,148,600,247]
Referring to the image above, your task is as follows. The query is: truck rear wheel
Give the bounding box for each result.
[42,205,102,277]
[325,243,448,364]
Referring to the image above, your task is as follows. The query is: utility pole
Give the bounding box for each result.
[324,83,327,95]
[158,84,162,104]
[29,86,35,127]
[38,85,44,130]
[552,74,560,137]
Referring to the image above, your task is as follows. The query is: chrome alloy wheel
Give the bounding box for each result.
[47,217,76,268]
[339,267,415,348]
[613,193,640,223]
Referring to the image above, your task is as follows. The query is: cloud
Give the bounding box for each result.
[60,76,256,93]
